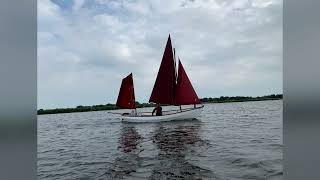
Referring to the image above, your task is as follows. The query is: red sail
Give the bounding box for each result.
[149,35,176,105]
[175,60,201,105]
[116,73,136,109]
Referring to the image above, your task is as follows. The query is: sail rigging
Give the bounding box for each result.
[117,34,200,109]
[116,73,136,109]
[115,34,204,122]
[149,35,176,105]
[174,59,201,105]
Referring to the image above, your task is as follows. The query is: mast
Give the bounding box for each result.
[173,48,177,104]
[116,73,136,109]
[149,34,176,105]
[173,48,178,84]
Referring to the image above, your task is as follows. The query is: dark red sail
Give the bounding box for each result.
[116,73,136,109]
[149,35,176,104]
[175,59,201,105]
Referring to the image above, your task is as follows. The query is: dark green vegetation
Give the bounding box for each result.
[201,94,283,103]
[37,102,155,115]
[38,94,282,115]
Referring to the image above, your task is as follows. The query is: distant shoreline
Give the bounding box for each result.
[38,94,282,115]
[201,98,282,104]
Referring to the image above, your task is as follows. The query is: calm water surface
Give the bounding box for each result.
[38,100,282,180]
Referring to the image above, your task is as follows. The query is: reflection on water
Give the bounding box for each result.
[38,100,283,180]
[105,124,143,179]
[118,124,142,153]
[106,120,218,179]
[150,120,217,180]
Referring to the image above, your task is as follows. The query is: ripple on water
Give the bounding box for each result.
[38,100,283,179]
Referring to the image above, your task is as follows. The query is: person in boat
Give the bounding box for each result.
[130,109,137,115]
[152,103,162,116]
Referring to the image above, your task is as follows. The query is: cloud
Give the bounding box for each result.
[38,0,282,108]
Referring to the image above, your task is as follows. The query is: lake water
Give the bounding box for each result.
[38,100,282,180]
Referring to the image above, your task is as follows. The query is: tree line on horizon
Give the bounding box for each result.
[38,94,283,115]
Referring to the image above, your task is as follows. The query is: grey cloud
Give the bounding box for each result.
[38,0,282,108]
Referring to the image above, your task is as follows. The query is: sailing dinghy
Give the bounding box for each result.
[115,35,204,122]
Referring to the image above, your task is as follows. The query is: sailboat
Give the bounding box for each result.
[115,35,204,122]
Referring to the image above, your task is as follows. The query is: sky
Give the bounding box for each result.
[38,0,282,109]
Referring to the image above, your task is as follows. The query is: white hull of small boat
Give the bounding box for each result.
[121,106,204,123]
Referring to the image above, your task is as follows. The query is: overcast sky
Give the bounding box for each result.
[38,0,282,109]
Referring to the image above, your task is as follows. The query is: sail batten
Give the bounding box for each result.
[116,73,136,109]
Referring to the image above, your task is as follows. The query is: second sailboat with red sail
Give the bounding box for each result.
[115,35,204,122]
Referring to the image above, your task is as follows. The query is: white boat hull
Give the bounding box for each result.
[120,106,204,123]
